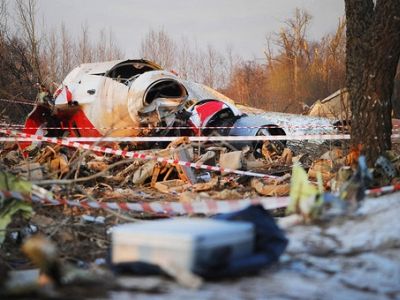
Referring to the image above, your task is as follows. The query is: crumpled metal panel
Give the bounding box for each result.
[127,70,188,125]
[183,80,234,104]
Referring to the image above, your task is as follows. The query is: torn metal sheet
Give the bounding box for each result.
[36,59,238,138]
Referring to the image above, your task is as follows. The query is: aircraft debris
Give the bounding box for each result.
[21,59,338,158]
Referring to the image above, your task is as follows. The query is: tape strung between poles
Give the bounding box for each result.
[0,190,290,215]
[0,134,351,142]
[0,124,345,130]
[0,183,399,216]
[0,129,279,179]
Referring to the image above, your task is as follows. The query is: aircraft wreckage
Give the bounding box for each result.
[24,59,335,153]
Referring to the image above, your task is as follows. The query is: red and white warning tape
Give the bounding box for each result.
[0,134,351,143]
[1,182,398,216]
[3,132,400,143]
[0,190,290,215]
[0,129,278,179]
[4,125,400,134]
[5,132,400,142]
[365,183,400,196]
[0,124,341,131]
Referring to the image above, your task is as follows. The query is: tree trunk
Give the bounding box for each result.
[345,0,400,164]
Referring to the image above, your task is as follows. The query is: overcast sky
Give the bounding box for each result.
[33,0,344,60]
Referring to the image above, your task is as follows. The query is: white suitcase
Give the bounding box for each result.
[112,218,254,273]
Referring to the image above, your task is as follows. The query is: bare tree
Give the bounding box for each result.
[105,28,123,60]
[76,22,92,64]
[224,45,236,79]
[187,39,204,83]
[60,22,74,79]
[95,28,107,61]
[93,28,123,61]
[327,18,346,90]
[264,35,275,71]
[43,28,59,85]
[265,9,313,112]
[175,36,192,80]
[15,0,42,82]
[345,0,400,163]
[285,8,312,102]
[202,45,219,88]
[140,28,176,69]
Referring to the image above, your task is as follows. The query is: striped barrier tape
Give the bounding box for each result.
[4,134,400,143]
[3,125,400,133]
[5,133,400,142]
[0,190,290,215]
[3,131,400,193]
[365,183,400,196]
[0,134,351,143]
[0,124,341,131]
[1,182,399,216]
[0,129,279,179]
